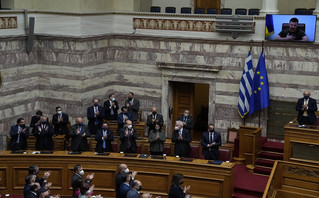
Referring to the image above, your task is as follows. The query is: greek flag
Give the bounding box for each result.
[238,51,254,118]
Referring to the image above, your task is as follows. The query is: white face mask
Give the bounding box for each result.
[124,168,130,173]
[127,125,132,129]
[174,126,179,130]
[155,127,160,130]
[184,113,189,117]
[112,98,116,101]
[58,111,62,114]
[79,170,84,175]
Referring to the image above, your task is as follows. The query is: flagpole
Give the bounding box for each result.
[258,41,264,127]
[258,111,261,127]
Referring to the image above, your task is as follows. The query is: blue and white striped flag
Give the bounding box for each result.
[238,51,254,118]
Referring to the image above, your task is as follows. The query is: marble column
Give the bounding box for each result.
[260,0,279,15]
[312,0,319,15]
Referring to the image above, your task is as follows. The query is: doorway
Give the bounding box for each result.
[171,82,209,141]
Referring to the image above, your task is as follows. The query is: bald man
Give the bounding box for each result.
[119,120,137,153]
[146,107,164,134]
[115,164,137,198]
[126,180,142,198]
[34,116,54,150]
[296,90,317,125]
[70,117,90,152]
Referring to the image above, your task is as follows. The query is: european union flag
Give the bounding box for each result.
[265,15,274,39]
[249,52,269,115]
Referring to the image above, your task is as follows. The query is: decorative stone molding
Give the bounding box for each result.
[0,17,17,29]
[157,62,221,72]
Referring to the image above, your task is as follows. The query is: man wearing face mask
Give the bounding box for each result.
[9,118,29,151]
[120,120,137,153]
[70,117,90,152]
[34,116,54,150]
[296,90,318,125]
[201,124,221,160]
[30,111,43,134]
[104,93,119,121]
[28,164,51,187]
[177,109,194,131]
[87,98,105,135]
[126,180,142,198]
[146,106,164,135]
[172,121,192,157]
[117,106,133,135]
[95,122,114,153]
[115,164,137,198]
[52,106,69,136]
[124,92,140,122]
[71,164,94,198]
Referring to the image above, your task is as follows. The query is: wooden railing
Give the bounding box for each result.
[238,126,262,165]
[263,160,319,198]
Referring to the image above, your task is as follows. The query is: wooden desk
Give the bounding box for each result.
[0,151,234,198]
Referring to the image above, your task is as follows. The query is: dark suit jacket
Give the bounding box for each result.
[177,116,194,130]
[95,128,114,153]
[124,98,140,121]
[70,124,90,152]
[33,123,54,150]
[87,105,105,134]
[52,113,69,135]
[30,115,41,133]
[146,113,164,132]
[104,100,119,120]
[296,97,318,124]
[115,172,134,198]
[117,112,132,135]
[71,173,91,198]
[25,191,38,198]
[9,125,29,150]
[201,131,222,160]
[126,188,140,198]
[171,128,192,157]
[119,127,137,153]
[119,183,131,198]
[169,185,185,198]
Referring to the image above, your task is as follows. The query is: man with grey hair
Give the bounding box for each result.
[34,116,54,150]
[296,90,317,125]
[172,120,192,157]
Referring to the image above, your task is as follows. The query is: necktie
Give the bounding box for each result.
[110,101,114,115]
[42,124,46,132]
[303,99,308,116]
[103,131,106,149]
[179,130,182,136]
[79,126,82,135]
[184,117,187,122]
[94,107,98,125]
[17,126,21,143]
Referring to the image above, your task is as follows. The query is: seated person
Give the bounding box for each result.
[201,124,221,160]
[148,123,166,155]
[95,122,114,153]
[33,116,54,150]
[117,106,132,135]
[70,117,90,152]
[119,120,137,153]
[172,121,192,157]
[275,17,309,41]
[9,118,29,151]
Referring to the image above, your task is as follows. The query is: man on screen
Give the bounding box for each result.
[275,18,309,41]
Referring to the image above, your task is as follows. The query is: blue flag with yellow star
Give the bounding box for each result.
[249,51,269,115]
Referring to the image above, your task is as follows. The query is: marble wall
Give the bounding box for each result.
[1,33,319,150]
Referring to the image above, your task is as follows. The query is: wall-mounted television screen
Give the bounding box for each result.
[265,14,317,42]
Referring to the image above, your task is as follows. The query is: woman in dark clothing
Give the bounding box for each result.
[168,173,191,198]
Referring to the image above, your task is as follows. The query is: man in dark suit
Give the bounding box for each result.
[125,92,140,121]
[25,184,39,198]
[119,173,132,198]
[71,164,94,198]
[117,106,132,135]
[87,99,105,135]
[177,109,194,131]
[30,111,42,134]
[172,120,192,157]
[9,118,29,151]
[34,116,54,150]
[115,164,137,198]
[28,164,51,187]
[126,180,142,198]
[146,106,164,134]
[70,117,90,152]
[95,122,114,153]
[296,90,318,125]
[201,124,222,160]
[52,106,69,135]
[104,93,119,121]
[119,120,137,153]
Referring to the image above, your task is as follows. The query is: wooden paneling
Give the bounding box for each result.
[0,167,7,190]
[0,151,234,198]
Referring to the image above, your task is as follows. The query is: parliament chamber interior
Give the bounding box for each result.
[1,0,319,197]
